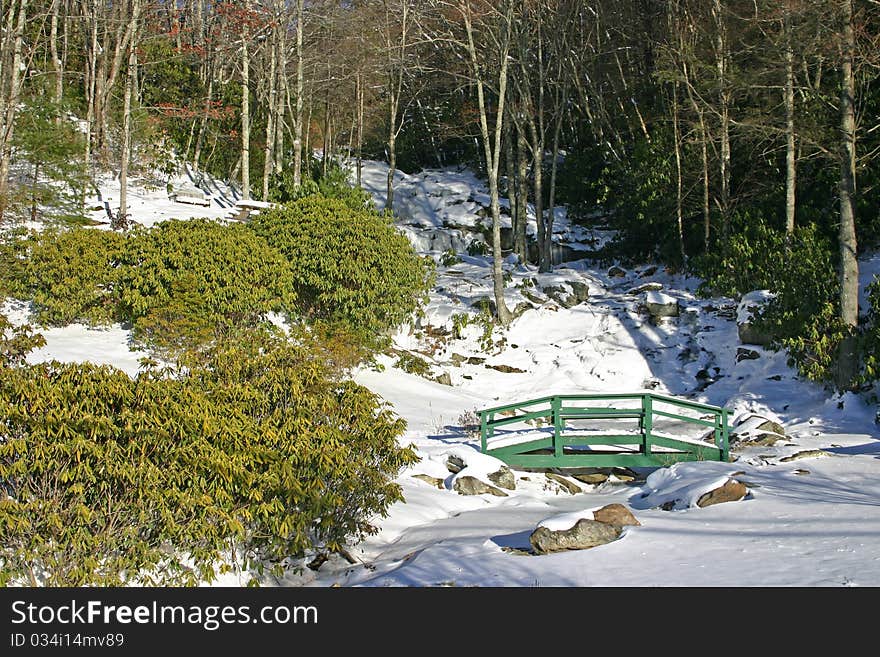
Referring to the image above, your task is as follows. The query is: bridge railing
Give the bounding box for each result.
[478,392,729,465]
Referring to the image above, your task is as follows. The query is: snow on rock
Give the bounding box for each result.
[644,290,679,318]
[637,462,746,511]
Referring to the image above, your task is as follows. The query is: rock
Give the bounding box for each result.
[793,469,810,475]
[645,290,680,318]
[568,281,590,304]
[545,472,582,495]
[731,415,787,447]
[626,282,663,295]
[696,479,748,508]
[610,467,640,482]
[445,455,466,474]
[737,290,776,347]
[522,289,547,306]
[639,265,659,277]
[435,372,452,386]
[572,471,609,485]
[171,184,210,207]
[750,433,785,447]
[485,363,526,374]
[466,356,486,365]
[780,449,829,462]
[450,353,467,366]
[542,285,576,309]
[530,519,622,554]
[608,265,627,278]
[736,348,761,362]
[754,418,785,435]
[738,323,774,347]
[453,475,508,497]
[512,301,535,319]
[487,466,516,490]
[411,474,445,489]
[592,504,640,528]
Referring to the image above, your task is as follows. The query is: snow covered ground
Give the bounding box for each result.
[5,161,880,587]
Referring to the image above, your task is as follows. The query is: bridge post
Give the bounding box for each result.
[721,408,730,462]
[642,393,653,456]
[480,410,488,454]
[552,396,562,459]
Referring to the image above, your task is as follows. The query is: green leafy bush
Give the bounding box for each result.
[24,227,127,326]
[248,196,434,349]
[268,158,374,212]
[695,215,844,382]
[0,313,45,366]
[115,219,296,352]
[0,329,417,586]
[0,228,31,298]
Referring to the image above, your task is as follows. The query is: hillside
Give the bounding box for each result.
[5,161,880,587]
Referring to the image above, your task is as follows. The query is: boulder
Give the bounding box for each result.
[592,504,640,528]
[645,290,680,318]
[730,414,787,446]
[453,475,508,497]
[487,466,516,490]
[568,281,591,304]
[485,363,526,374]
[626,282,664,295]
[736,348,760,362]
[445,455,466,474]
[435,372,452,386]
[737,290,776,347]
[696,479,748,508]
[545,472,582,495]
[572,471,609,485]
[610,467,640,482]
[779,449,829,462]
[411,474,445,489]
[530,519,622,554]
[608,265,627,278]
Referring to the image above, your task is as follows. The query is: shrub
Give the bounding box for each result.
[0,329,417,586]
[0,227,31,298]
[24,227,127,326]
[248,196,434,349]
[0,313,45,366]
[694,215,843,382]
[115,219,296,352]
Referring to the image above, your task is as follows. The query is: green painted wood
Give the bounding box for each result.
[651,409,718,427]
[649,435,722,459]
[721,408,730,461]
[486,409,553,427]
[478,391,729,469]
[561,435,644,445]
[486,437,555,458]
[496,451,705,469]
[552,396,563,458]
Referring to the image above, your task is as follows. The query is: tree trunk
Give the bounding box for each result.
[118,0,140,224]
[784,4,796,237]
[515,125,528,263]
[262,21,278,201]
[463,2,511,325]
[292,0,304,188]
[712,0,731,240]
[274,9,286,177]
[836,0,859,388]
[0,0,29,221]
[503,116,519,261]
[241,4,250,200]
[673,82,685,265]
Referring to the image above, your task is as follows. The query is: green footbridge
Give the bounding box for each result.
[478,392,730,469]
